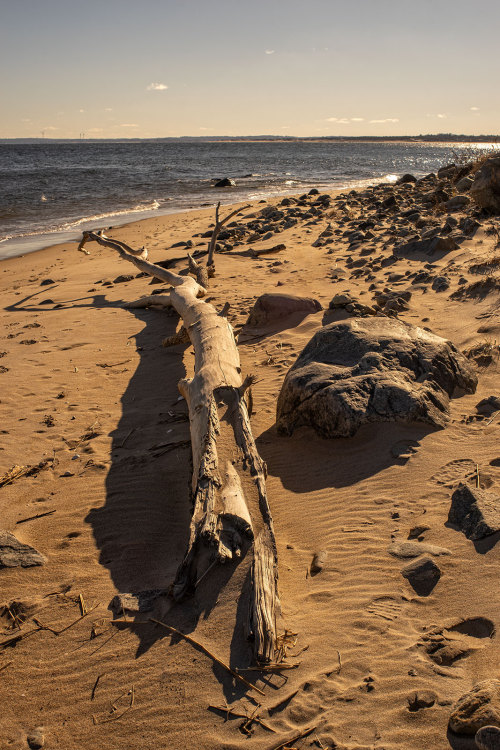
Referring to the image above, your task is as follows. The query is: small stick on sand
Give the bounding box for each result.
[270,725,317,750]
[476,463,480,488]
[0,661,13,673]
[118,427,135,448]
[79,594,87,616]
[336,649,342,674]
[0,627,42,650]
[33,601,99,636]
[91,673,105,701]
[209,705,276,733]
[16,509,56,525]
[150,618,265,696]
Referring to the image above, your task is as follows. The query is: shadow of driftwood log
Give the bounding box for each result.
[86,305,192,600]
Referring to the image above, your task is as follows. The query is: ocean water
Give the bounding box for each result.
[0,140,494,259]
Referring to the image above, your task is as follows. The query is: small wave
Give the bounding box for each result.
[60,199,161,230]
[385,174,399,183]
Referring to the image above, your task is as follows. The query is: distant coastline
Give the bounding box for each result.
[1,134,499,144]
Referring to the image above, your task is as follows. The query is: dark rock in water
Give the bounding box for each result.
[407,689,437,711]
[0,530,46,568]
[448,484,500,541]
[476,725,500,750]
[276,317,477,438]
[394,235,459,259]
[398,173,417,184]
[449,679,500,735]
[246,293,322,327]
[471,156,500,212]
[401,554,441,596]
[213,177,236,188]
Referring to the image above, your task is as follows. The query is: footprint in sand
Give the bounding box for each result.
[366,594,404,621]
[417,616,495,667]
[431,458,477,488]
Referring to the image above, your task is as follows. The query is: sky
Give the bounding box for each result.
[1,0,499,139]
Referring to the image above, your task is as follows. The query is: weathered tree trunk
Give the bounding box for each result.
[78,231,279,664]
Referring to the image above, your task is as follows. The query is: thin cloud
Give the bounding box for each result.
[79,109,85,113]
[470,106,480,111]
[104,107,113,112]
[351,117,364,122]
[147,82,168,91]
[326,117,350,124]
[369,118,399,124]
[265,50,275,55]
[437,113,446,119]
[121,123,139,127]
[43,125,58,130]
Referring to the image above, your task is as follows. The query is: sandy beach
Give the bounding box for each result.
[1,173,499,750]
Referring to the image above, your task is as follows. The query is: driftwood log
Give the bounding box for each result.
[78,230,279,664]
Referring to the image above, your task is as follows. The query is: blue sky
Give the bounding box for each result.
[1,0,499,138]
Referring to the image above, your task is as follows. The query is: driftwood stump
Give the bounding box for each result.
[78,230,279,664]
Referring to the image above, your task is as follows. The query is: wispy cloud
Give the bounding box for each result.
[43,126,58,131]
[104,107,113,112]
[88,128,103,133]
[121,123,139,128]
[79,109,85,113]
[147,82,168,91]
[199,127,212,131]
[437,113,447,119]
[326,117,350,124]
[369,118,399,124]
[265,50,275,55]
[351,117,364,122]
[470,106,480,111]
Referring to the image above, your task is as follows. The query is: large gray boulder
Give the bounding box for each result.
[471,156,500,212]
[448,484,500,541]
[276,318,477,438]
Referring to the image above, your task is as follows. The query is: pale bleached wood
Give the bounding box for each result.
[207,202,251,275]
[78,230,280,664]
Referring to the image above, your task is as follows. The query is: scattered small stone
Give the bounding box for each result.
[449,679,500,735]
[388,541,451,558]
[27,728,45,749]
[0,530,46,568]
[408,525,431,539]
[407,690,437,711]
[401,554,441,596]
[310,550,327,575]
[40,279,55,286]
[109,589,168,615]
[475,725,500,750]
[113,274,134,283]
[448,484,500,541]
